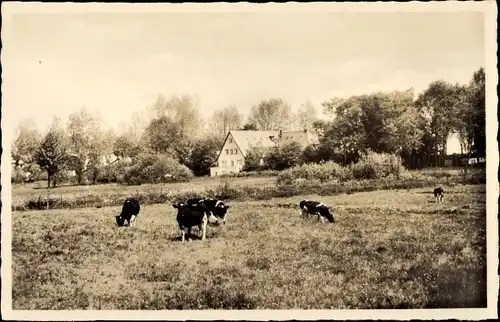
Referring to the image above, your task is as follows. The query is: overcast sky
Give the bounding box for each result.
[5,10,485,153]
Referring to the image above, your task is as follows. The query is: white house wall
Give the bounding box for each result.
[217,133,245,170]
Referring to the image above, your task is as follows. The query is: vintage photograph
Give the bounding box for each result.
[1,1,497,320]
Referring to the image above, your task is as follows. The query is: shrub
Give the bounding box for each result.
[219,170,280,178]
[351,151,405,180]
[276,161,352,188]
[265,141,304,171]
[120,153,193,185]
[243,145,268,172]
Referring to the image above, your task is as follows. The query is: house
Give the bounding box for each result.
[209,129,319,177]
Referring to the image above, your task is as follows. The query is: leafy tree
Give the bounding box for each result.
[187,136,224,176]
[265,141,303,171]
[248,98,292,130]
[113,134,142,159]
[302,144,335,164]
[34,117,70,188]
[452,68,485,175]
[242,123,258,131]
[320,96,366,164]
[467,67,486,158]
[415,80,458,167]
[144,115,183,154]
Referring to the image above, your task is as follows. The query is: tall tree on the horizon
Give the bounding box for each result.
[248,98,292,131]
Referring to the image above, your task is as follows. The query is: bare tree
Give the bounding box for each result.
[148,94,204,138]
[248,98,292,131]
[293,99,318,130]
[66,108,103,184]
[11,119,41,169]
[209,105,243,136]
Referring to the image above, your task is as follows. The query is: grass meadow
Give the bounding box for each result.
[11,175,275,208]
[12,183,486,309]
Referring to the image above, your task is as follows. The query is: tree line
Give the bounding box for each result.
[11,67,485,186]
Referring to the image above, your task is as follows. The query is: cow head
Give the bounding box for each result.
[212,200,230,224]
[318,205,335,223]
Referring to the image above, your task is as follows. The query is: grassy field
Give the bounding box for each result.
[11,175,276,207]
[12,184,486,309]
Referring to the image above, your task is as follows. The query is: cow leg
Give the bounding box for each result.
[130,215,137,227]
[201,214,208,241]
[181,229,186,243]
[319,215,324,223]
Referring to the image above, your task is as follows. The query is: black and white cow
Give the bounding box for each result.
[173,201,210,242]
[187,198,230,225]
[116,197,141,227]
[433,187,444,203]
[299,200,335,223]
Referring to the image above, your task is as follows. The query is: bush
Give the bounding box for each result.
[265,141,304,171]
[120,153,193,185]
[276,161,352,188]
[242,146,268,172]
[351,151,405,180]
[219,170,280,178]
[11,167,27,184]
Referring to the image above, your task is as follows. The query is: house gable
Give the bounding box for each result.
[216,132,246,168]
[215,132,245,161]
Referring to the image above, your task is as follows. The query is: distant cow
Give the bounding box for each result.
[433,187,444,203]
[173,201,209,242]
[187,198,230,225]
[116,197,141,227]
[299,200,335,223]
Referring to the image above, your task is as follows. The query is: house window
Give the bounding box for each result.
[231,160,235,167]
[235,150,238,155]
[225,149,229,155]
[230,149,234,155]
[229,138,233,143]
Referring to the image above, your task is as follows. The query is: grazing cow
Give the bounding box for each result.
[173,201,209,242]
[433,187,444,203]
[187,198,230,225]
[299,200,335,223]
[116,197,141,227]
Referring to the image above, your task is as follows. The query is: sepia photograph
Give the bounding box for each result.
[1,1,498,320]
